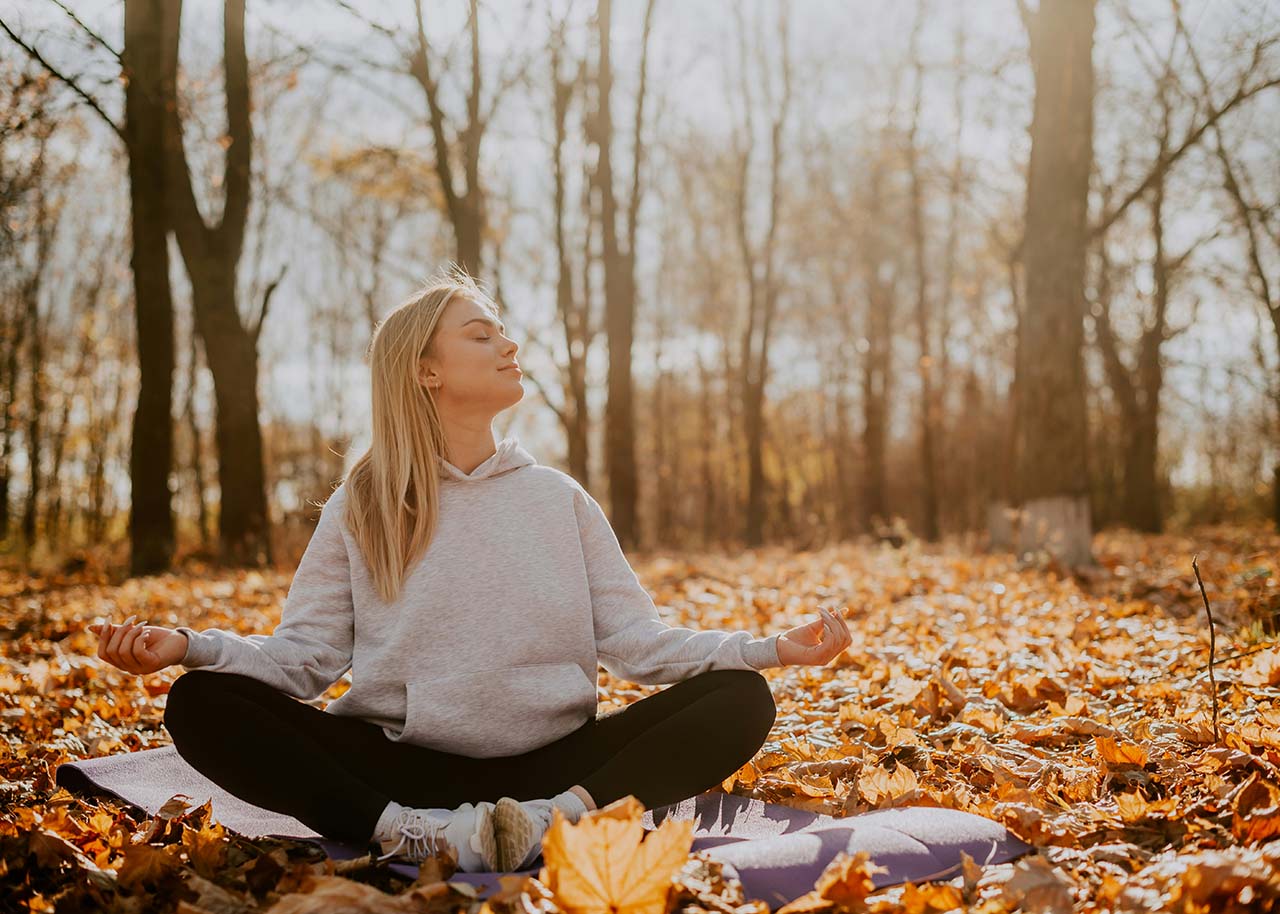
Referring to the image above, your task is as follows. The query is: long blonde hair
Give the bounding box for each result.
[340,264,502,602]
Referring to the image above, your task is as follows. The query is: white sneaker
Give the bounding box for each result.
[375,800,498,872]
[494,796,556,871]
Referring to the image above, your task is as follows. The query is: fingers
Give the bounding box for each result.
[94,615,151,673]
[122,624,150,667]
[105,614,137,659]
[817,607,852,662]
[822,607,852,644]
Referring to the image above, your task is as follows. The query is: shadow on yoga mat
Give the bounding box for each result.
[56,745,1033,906]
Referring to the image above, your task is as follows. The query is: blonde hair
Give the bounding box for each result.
[340,263,501,602]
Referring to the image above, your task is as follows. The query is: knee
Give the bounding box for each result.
[702,669,777,745]
[164,670,218,729]
[738,670,777,743]
[164,670,254,730]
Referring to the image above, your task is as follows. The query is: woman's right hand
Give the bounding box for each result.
[88,615,189,675]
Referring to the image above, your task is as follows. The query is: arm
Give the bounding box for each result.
[573,486,781,685]
[174,486,355,700]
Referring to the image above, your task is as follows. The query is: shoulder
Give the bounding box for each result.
[520,464,588,497]
[321,481,349,513]
[309,482,350,534]
[514,466,605,522]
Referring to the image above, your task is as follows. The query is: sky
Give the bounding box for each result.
[2,0,1276,499]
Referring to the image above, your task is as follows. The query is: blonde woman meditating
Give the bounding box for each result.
[89,267,853,873]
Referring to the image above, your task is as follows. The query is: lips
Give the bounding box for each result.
[499,364,521,373]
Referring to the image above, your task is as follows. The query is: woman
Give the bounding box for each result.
[89,266,853,874]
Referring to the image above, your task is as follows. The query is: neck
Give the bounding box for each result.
[437,414,499,475]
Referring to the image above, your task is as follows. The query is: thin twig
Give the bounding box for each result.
[49,0,121,61]
[0,16,124,142]
[1191,554,1221,742]
[1197,639,1279,670]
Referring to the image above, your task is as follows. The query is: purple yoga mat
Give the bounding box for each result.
[55,745,1033,905]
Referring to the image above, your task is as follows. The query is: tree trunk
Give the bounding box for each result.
[858,158,895,534]
[21,277,42,550]
[184,325,210,549]
[907,1,940,542]
[591,0,654,551]
[122,0,178,575]
[1010,0,1096,566]
[161,0,270,566]
[409,0,490,276]
[735,4,792,548]
[549,20,591,486]
[191,268,271,565]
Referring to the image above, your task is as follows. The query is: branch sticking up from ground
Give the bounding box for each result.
[1191,553,1221,743]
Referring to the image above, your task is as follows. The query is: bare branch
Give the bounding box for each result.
[0,16,123,141]
[49,0,121,61]
[410,0,460,215]
[252,265,287,345]
[625,0,659,260]
[330,0,398,40]
[1090,74,1280,240]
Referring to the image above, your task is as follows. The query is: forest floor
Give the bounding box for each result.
[1,522,1278,912]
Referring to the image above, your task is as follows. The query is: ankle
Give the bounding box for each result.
[372,800,406,843]
[569,785,596,811]
[549,788,589,823]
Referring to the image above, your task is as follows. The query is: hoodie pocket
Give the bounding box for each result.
[399,661,597,758]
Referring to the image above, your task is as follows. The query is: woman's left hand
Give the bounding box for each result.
[777,607,852,667]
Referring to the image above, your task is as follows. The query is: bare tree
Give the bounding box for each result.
[728,0,793,548]
[2,1,180,574]
[905,0,940,542]
[1090,34,1207,534]
[160,0,273,566]
[548,8,593,485]
[590,0,659,550]
[1171,3,1280,528]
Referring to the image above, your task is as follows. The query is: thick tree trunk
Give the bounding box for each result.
[1010,0,1096,566]
[161,0,270,566]
[123,0,178,576]
[191,270,271,565]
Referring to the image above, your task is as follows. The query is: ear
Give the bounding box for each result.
[417,355,440,389]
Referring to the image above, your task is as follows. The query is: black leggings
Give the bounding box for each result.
[163,667,777,847]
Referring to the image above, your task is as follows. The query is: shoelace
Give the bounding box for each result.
[376,809,448,863]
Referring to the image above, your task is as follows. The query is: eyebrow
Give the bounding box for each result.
[461,317,505,333]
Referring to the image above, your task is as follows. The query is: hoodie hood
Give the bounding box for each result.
[436,435,537,483]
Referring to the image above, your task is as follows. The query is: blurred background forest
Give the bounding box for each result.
[0,0,1278,577]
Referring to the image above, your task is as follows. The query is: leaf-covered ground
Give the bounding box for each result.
[2,523,1278,912]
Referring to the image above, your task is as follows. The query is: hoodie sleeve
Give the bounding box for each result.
[174,487,354,700]
[573,486,781,684]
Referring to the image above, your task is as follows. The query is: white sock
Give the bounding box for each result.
[372,800,407,843]
[549,789,589,824]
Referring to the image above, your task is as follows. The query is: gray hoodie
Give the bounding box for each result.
[176,436,781,757]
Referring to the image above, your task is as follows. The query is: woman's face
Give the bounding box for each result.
[417,295,523,416]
